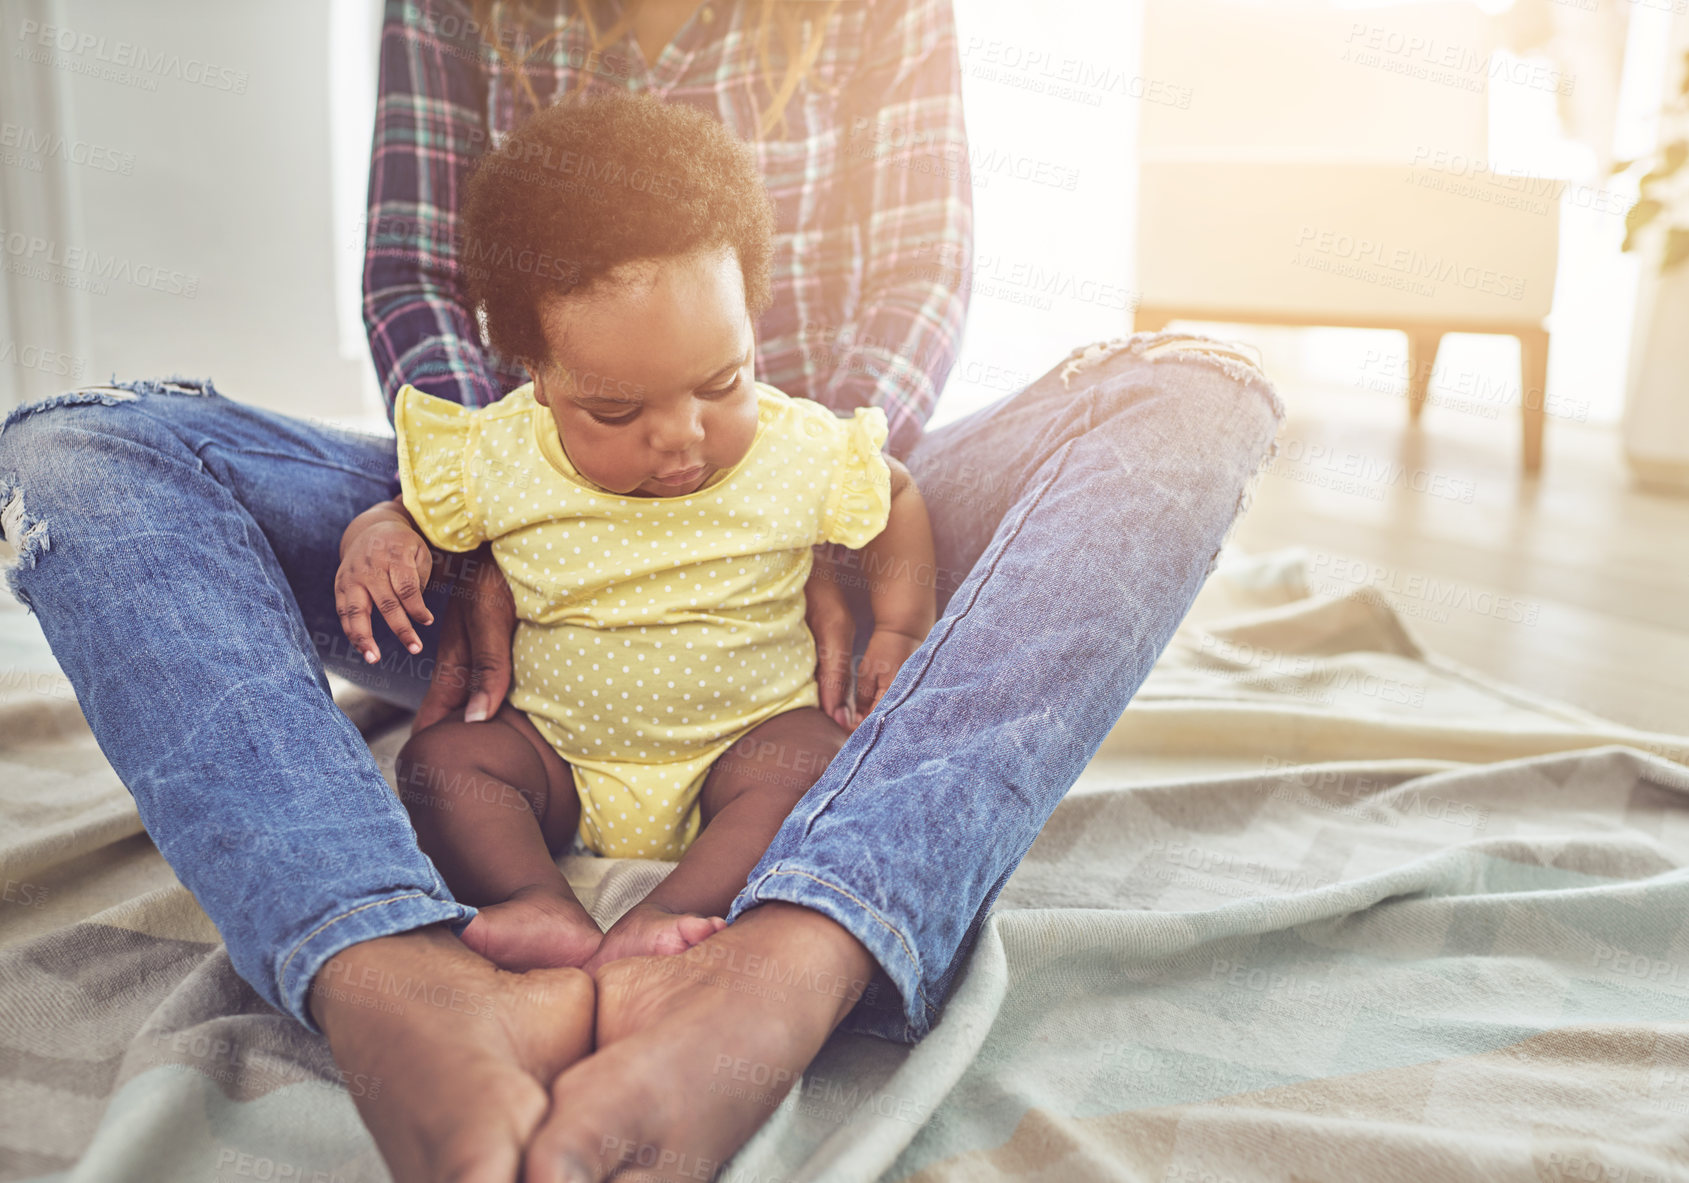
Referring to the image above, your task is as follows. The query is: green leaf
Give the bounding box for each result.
[1627,198,1663,242]
[1665,227,1689,271]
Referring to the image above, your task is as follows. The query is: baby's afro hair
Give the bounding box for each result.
[461,89,776,369]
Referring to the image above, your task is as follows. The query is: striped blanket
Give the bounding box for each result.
[4,548,1687,1182]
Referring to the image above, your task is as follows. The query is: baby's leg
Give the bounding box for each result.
[583,706,849,972]
[395,705,602,970]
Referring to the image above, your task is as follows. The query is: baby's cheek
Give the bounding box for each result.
[581,440,638,491]
[717,401,760,464]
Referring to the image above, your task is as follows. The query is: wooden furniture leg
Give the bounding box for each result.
[1518,327,1548,475]
[1406,329,1442,424]
[1133,306,1173,333]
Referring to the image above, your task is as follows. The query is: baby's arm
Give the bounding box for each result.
[334,498,435,663]
[847,458,938,726]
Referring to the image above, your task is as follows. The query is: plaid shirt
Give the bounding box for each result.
[364,0,974,459]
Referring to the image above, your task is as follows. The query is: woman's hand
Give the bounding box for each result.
[805,544,859,731]
[413,544,517,733]
[334,505,434,663]
[851,628,923,732]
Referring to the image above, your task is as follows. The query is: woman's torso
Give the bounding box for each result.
[479,1,877,414]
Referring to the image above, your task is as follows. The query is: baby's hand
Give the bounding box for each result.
[846,628,924,732]
[334,517,434,663]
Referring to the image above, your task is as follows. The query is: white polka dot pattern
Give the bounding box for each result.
[393,381,893,859]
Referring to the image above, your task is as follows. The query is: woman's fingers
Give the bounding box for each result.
[413,596,471,734]
[461,548,516,723]
[853,650,888,723]
[804,545,855,719]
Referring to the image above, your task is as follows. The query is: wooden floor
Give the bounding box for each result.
[1227,368,1689,736]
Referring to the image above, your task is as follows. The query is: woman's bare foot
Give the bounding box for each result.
[310,924,596,1183]
[461,885,605,971]
[521,901,878,1183]
[580,902,726,975]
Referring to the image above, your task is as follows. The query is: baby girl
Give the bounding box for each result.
[334,91,935,973]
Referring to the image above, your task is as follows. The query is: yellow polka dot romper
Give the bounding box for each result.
[394,381,892,860]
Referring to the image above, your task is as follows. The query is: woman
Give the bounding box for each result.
[0,0,1283,1179]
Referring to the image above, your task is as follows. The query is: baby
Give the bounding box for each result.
[334,90,936,973]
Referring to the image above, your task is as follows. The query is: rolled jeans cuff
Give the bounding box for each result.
[727,867,930,1044]
[278,891,478,1035]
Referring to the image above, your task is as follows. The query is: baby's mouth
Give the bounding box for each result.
[651,464,707,488]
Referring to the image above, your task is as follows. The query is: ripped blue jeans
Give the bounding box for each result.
[0,333,1283,1041]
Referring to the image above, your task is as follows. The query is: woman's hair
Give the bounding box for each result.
[460,88,775,369]
[470,0,841,139]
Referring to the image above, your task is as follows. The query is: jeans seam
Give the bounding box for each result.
[774,413,1088,1028]
[125,405,396,486]
[756,866,924,972]
[803,413,1087,831]
[276,891,434,1002]
[207,446,395,484]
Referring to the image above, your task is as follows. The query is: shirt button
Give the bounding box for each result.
[700,5,715,22]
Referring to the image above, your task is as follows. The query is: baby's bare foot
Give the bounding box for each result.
[580,902,726,975]
[461,885,604,971]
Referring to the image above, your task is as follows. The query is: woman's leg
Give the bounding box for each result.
[520,332,1285,1183]
[726,330,1287,1040]
[0,378,481,1021]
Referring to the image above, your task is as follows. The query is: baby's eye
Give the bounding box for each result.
[700,375,743,398]
[590,410,638,426]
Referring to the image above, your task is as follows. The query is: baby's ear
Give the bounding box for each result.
[532,370,551,407]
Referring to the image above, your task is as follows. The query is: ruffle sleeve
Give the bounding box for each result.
[394,385,484,553]
[817,405,893,549]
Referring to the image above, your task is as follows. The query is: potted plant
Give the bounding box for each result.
[1615,49,1689,270]
[1618,43,1689,493]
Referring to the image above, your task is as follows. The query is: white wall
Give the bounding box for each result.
[934,0,1139,429]
[0,0,381,422]
[0,0,1139,432]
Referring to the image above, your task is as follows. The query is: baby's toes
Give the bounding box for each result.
[674,914,726,948]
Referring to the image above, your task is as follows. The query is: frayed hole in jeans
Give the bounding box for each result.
[0,483,50,611]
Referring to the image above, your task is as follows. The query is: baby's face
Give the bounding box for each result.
[533,244,760,498]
